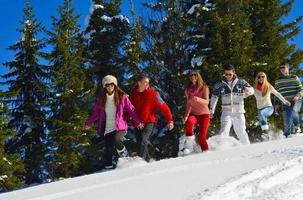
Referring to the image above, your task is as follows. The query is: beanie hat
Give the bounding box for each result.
[102,75,118,88]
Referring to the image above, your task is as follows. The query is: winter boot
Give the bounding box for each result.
[261,130,269,141]
[183,135,196,155]
[104,164,115,170]
[294,126,301,135]
[261,125,269,141]
[261,127,269,141]
[117,145,128,157]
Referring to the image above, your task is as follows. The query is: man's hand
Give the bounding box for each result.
[293,96,299,103]
[243,87,250,95]
[167,121,174,131]
[274,105,280,114]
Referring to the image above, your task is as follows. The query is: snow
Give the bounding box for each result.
[101,15,130,24]
[3,157,12,165]
[187,3,212,14]
[0,175,8,181]
[92,4,104,11]
[252,62,268,66]
[101,15,112,22]
[191,56,204,67]
[1,135,303,200]
[192,34,205,39]
[187,4,201,14]
[24,127,32,134]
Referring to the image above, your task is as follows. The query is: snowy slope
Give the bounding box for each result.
[1,136,303,200]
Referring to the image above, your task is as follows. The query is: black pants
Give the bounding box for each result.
[136,123,155,162]
[104,131,125,166]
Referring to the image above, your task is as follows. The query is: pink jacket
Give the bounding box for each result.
[185,85,210,118]
[86,94,140,135]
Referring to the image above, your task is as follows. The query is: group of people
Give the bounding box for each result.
[85,75,174,169]
[85,62,303,169]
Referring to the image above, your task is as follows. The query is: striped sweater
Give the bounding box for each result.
[274,75,303,104]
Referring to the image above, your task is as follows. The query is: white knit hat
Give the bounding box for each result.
[102,75,118,88]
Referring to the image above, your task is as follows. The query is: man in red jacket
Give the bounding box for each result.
[130,76,174,161]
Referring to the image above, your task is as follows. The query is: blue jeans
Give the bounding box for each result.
[282,100,302,137]
[258,106,274,127]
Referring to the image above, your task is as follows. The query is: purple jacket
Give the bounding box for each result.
[86,94,140,135]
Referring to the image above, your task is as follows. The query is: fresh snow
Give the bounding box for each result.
[191,56,204,67]
[101,15,130,24]
[1,135,303,200]
[187,3,212,15]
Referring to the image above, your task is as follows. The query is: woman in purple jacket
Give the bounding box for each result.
[86,75,143,169]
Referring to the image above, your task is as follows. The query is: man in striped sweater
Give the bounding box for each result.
[275,62,303,137]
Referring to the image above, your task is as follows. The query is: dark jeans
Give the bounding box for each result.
[104,131,125,166]
[136,123,155,162]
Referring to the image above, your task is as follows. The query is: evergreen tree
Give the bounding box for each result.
[1,1,48,184]
[84,0,130,85]
[248,0,303,139]
[199,0,255,83]
[249,0,303,79]
[187,0,303,141]
[143,0,192,158]
[186,0,256,138]
[0,94,24,192]
[46,0,93,179]
[124,0,144,90]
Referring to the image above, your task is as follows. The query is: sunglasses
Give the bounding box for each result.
[224,73,233,77]
[190,73,197,77]
[279,66,286,69]
[104,83,115,88]
[258,75,265,79]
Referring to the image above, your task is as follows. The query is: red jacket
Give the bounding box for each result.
[130,87,173,124]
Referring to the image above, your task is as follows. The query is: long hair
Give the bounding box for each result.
[255,72,272,97]
[100,85,126,108]
[187,70,206,88]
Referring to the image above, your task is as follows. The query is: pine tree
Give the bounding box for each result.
[84,0,130,85]
[187,0,303,141]
[0,93,24,192]
[199,0,254,83]
[248,0,303,139]
[124,0,144,90]
[143,0,192,158]
[1,1,48,184]
[46,0,93,179]
[249,0,303,79]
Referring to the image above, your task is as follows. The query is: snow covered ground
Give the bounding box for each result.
[1,135,303,200]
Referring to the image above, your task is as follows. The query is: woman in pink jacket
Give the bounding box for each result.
[181,70,210,155]
[86,75,143,169]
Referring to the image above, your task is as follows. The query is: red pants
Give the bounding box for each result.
[185,114,210,151]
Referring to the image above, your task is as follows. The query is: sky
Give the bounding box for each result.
[1,134,303,199]
[0,0,302,91]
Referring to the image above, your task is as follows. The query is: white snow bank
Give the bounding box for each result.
[208,135,242,150]
[195,150,303,200]
[1,136,303,200]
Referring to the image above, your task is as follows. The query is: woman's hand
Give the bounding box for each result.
[137,123,144,130]
[182,116,188,124]
[285,101,291,106]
